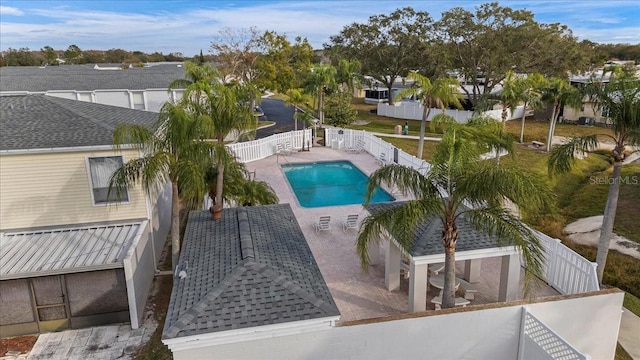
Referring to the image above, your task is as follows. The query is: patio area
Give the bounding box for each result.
[245,146,559,323]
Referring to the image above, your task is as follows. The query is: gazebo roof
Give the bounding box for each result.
[367,201,517,259]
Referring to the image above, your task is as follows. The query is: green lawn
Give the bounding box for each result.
[386,138,640,301]
[505,118,614,143]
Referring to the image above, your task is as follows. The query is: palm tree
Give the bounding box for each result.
[336,59,362,94]
[109,102,213,271]
[204,150,279,207]
[357,116,554,309]
[236,180,279,207]
[395,72,463,159]
[499,71,522,128]
[168,61,219,90]
[285,88,306,131]
[548,74,640,283]
[518,73,547,143]
[183,79,257,219]
[542,78,583,152]
[305,64,337,126]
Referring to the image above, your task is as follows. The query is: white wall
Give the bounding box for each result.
[170,291,622,360]
[40,88,185,113]
[123,221,154,329]
[377,102,526,123]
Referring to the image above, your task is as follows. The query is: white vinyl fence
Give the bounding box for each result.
[325,128,599,295]
[226,129,313,163]
[377,102,526,123]
[535,230,600,295]
[519,309,590,360]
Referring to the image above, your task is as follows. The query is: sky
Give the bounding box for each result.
[1,0,639,56]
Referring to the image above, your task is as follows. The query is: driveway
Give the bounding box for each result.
[256,98,312,138]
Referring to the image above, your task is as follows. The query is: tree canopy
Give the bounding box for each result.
[326,7,433,104]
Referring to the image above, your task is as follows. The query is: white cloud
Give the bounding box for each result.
[0,6,24,16]
[0,1,638,55]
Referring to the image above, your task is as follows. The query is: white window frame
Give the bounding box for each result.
[86,155,130,206]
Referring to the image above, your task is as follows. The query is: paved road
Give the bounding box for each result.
[256,98,293,138]
[256,98,311,138]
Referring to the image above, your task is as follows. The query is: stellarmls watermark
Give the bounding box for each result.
[590,176,639,185]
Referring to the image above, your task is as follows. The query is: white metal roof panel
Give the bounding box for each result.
[0,221,145,280]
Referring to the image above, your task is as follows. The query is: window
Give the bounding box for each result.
[131,91,145,110]
[87,156,129,204]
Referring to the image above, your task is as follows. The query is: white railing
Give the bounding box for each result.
[325,128,430,173]
[519,308,590,360]
[535,230,599,295]
[226,129,312,163]
[326,128,600,296]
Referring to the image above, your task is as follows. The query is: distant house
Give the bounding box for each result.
[0,95,171,337]
[0,63,186,112]
[162,206,340,357]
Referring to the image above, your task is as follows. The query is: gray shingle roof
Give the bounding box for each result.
[367,201,509,257]
[0,95,158,151]
[0,63,185,92]
[162,205,340,340]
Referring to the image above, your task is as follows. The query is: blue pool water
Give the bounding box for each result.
[282,160,395,208]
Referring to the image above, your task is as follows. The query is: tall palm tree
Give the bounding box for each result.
[184,79,257,219]
[305,64,337,126]
[548,74,640,283]
[395,72,463,159]
[357,116,554,309]
[518,73,547,143]
[542,78,583,152]
[109,102,213,271]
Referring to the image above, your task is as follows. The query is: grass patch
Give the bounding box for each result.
[387,139,639,301]
[562,162,640,243]
[379,137,439,161]
[257,121,275,129]
[349,98,441,137]
[624,292,640,317]
[616,343,633,360]
[505,119,614,143]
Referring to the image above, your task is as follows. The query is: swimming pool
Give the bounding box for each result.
[281,160,395,208]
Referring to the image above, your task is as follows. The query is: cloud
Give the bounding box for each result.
[0,1,638,56]
[0,6,24,16]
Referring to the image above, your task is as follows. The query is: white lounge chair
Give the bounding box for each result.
[342,214,359,233]
[377,152,389,166]
[283,141,294,154]
[313,216,332,235]
[276,143,292,156]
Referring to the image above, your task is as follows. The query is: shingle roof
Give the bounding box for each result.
[0,95,158,151]
[367,201,509,257]
[162,205,340,340]
[0,63,186,92]
[0,221,145,280]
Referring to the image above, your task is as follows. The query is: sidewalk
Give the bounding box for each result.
[619,307,640,359]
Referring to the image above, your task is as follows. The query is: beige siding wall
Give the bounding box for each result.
[0,149,148,230]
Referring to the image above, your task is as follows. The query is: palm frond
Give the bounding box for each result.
[365,164,438,204]
[548,135,599,175]
[356,199,442,271]
[460,162,555,215]
[112,124,155,149]
[464,207,546,297]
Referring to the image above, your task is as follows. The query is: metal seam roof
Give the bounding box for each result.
[0,221,145,280]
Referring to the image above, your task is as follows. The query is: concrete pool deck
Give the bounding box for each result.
[246,146,559,322]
